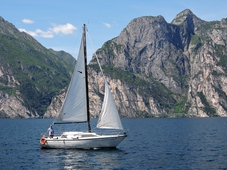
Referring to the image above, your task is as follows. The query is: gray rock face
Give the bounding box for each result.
[0,91,37,118]
[45,9,227,118]
[44,89,66,118]
[87,9,227,117]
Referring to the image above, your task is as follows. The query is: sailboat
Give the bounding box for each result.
[40,24,127,149]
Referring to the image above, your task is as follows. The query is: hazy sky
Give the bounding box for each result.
[1,0,227,61]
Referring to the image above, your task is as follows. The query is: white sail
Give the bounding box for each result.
[97,79,123,130]
[58,37,87,123]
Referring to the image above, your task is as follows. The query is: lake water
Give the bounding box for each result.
[0,118,227,169]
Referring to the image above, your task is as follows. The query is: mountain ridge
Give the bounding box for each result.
[0,16,75,118]
[1,9,227,118]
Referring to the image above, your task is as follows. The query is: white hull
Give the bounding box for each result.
[40,131,126,149]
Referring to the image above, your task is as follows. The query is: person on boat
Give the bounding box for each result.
[47,125,54,138]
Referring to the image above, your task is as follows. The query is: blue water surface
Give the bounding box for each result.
[0,118,227,169]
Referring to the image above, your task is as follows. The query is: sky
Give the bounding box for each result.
[1,0,227,62]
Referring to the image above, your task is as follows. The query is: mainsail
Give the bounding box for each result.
[58,34,87,123]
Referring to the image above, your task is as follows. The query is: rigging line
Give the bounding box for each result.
[86,29,105,79]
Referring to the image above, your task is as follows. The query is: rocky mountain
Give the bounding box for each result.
[0,16,75,118]
[85,9,227,118]
[1,9,227,118]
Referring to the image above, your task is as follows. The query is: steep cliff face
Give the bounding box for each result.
[185,16,227,117]
[44,89,66,118]
[0,91,36,118]
[87,9,227,117]
[45,9,227,118]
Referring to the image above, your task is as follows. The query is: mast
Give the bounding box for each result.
[83,24,91,132]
